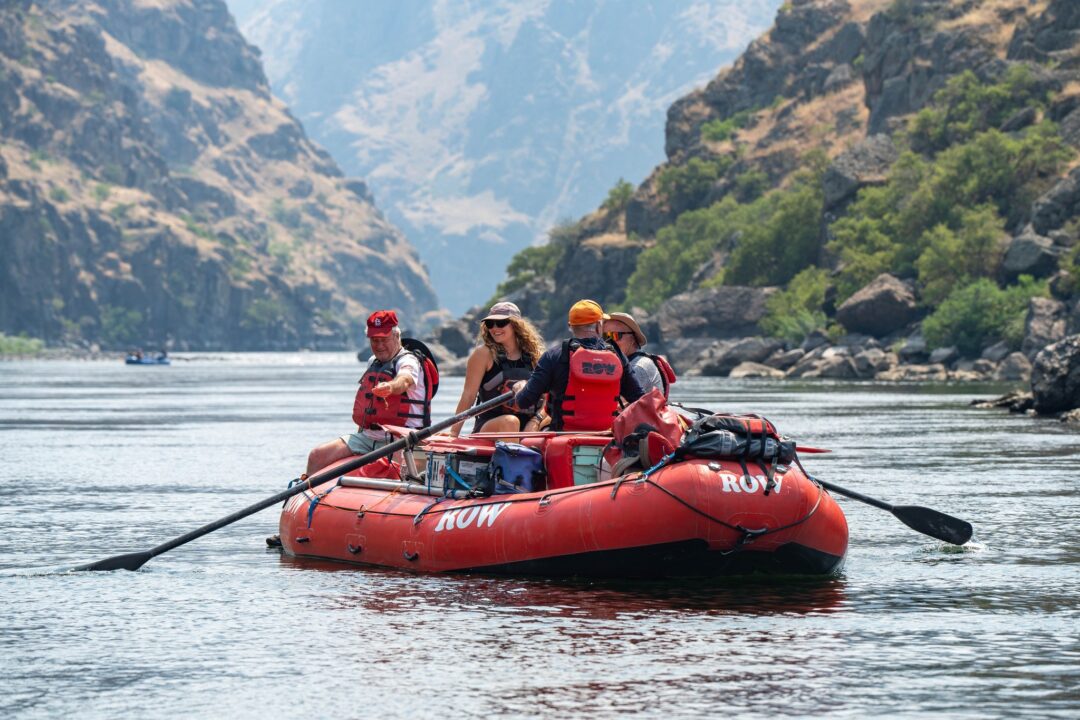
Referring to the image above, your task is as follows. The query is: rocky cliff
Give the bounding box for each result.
[0,0,437,351]
[464,0,1080,394]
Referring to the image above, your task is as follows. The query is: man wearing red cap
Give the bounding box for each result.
[305,310,427,475]
[512,299,644,431]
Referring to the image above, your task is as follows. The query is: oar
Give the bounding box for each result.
[809,474,973,545]
[75,391,516,572]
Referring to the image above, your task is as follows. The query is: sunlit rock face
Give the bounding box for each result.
[0,0,436,350]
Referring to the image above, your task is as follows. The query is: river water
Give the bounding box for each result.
[1,354,1077,718]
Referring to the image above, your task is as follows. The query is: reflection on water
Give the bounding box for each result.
[0,357,1078,718]
[287,556,850,617]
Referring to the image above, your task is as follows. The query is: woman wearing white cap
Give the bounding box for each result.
[449,301,547,437]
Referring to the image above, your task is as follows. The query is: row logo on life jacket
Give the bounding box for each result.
[556,339,623,431]
[581,360,617,375]
[352,340,439,430]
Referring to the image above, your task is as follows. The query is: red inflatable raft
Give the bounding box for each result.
[278,430,848,578]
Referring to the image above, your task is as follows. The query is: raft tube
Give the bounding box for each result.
[278,434,848,578]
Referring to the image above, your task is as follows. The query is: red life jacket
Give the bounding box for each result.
[629,350,677,398]
[352,347,434,430]
[555,339,623,431]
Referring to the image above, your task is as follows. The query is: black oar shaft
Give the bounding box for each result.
[813,477,894,512]
[76,391,515,571]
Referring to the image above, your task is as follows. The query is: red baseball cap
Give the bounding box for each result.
[366,310,398,337]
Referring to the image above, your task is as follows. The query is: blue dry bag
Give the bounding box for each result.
[491,441,544,494]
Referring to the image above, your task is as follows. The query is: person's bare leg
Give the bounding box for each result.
[306,438,354,476]
[478,414,523,441]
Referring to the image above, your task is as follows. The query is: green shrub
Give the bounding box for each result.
[909,66,1048,153]
[271,199,303,228]
[723,170,824,287]
[181,213,215,241]
[734,169,768,202]
[228,252,253,279]
[109,203,132,220]
[242,297,286,330]
[915,204,1006,305]
[49,186,69,202]
[602,178,634,212]
[657,156,732,210]
[267,239,293,266]
[93,183,110,203]
[627,157,825,310]
[921,276,1046,355]
[760,267,830,343]
[829,124,1071,301]
[885,0,937,30]
[0,332,44,356]
[627,200,740,309]
[102,164,125,185]
[28,149,48,172]
[1060,220,1080,292]
[700,110,754,143]
[99,305,143,348]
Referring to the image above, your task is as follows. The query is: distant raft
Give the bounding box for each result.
[124,354,170,365]
[278,431,848,578]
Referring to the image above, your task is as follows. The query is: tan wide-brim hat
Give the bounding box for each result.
[482,301,522,322]
[604,311,646,347]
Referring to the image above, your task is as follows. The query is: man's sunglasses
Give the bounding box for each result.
[483,318,512,329]
[604,331,632,341]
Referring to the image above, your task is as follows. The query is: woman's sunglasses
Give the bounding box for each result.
[483,318,512,329]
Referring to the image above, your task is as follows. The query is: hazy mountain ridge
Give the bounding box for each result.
[456,0,1080,382]
[230,0,784,313]
[0,0,437,351]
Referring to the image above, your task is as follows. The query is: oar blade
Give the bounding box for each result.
[74,551,154,572]
[892,505,973,546]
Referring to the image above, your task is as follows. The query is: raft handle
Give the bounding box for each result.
[403,550,420,562]
[295,536,310,544]
[347,543,362,555]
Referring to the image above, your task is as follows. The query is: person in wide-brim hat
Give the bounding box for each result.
[603,310,671,398]
[603,311,647,348]
[449,301,548,438]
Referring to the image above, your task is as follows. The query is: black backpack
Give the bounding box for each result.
[402,338,440,425]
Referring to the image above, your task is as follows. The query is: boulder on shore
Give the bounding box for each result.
[729,362,785,379]
[835,274,918,337]
[653,286,777,344]
[695,337,784,376]
[1031,334,1080,414]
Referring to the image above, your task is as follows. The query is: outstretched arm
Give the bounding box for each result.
[514,349,556,410]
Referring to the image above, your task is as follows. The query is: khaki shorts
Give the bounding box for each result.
[341,432,392,456]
